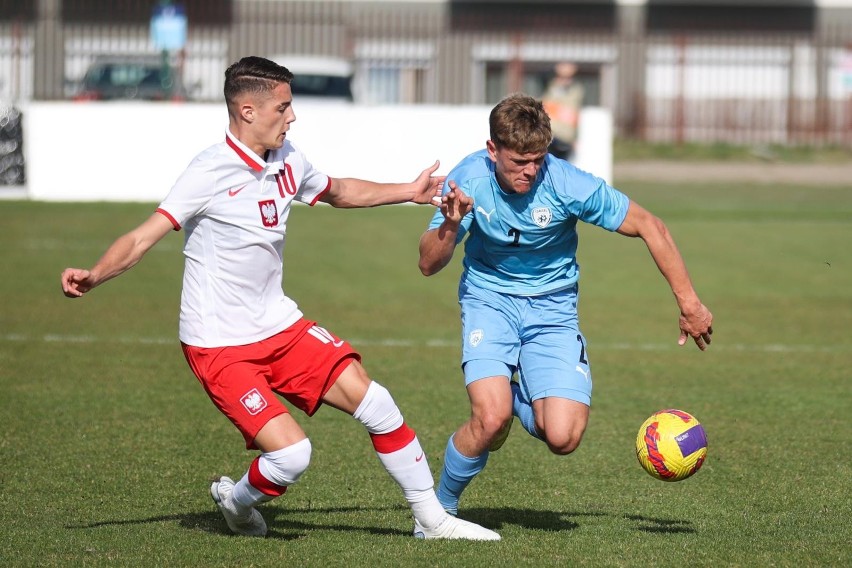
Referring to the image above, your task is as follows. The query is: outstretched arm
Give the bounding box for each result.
[61,212,174,298]
[320,161,445,208]
[616,200,714,350]
[418,182,473,276]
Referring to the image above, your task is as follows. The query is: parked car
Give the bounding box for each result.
[73,55,189,102]
[268,55,354,102]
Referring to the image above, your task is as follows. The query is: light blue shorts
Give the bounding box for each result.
[459,282,592,406]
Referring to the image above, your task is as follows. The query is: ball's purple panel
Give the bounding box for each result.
[675,424,707,457]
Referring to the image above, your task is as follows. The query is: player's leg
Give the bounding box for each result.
[183,339,311,537]
[438,373,513,515]
[517,285,592,455]
[453,374,516,456]
[212,413,313,537]
[530,397,589,454]
[436,284,520,514]
[323,360,500,540]
[511,378,542,440]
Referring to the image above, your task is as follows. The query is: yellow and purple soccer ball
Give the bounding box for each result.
[635,409,707,482]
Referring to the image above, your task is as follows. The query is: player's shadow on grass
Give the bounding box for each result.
[66,505,416,539]
[65,504,591,538]
[465,507,599,532]
[624,514,695,534]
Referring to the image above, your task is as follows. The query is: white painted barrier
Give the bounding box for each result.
[21,102,611,202]
[574,107,613,187]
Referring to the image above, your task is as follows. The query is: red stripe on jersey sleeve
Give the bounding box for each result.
[156,208,181,231]
[309,176,333,206]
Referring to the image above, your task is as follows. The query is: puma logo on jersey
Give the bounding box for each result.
[476,206,495,222]
[575,365,590,382]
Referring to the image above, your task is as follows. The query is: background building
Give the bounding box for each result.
[1,0,851,146]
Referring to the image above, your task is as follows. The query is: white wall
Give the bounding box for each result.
[22,102,611,202]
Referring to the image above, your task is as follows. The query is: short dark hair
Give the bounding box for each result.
[224,56,294,106]
[489,93,552,154]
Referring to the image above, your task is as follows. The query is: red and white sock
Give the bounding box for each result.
[231,438,312,510]
[354,382,447,528]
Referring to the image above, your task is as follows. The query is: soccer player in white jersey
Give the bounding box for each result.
[418,93,714,516]
[60,56,500,541]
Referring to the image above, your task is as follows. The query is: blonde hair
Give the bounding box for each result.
[489,93,552,154]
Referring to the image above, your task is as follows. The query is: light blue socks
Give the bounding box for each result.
[436,434,488,515]
[512,381,542,440]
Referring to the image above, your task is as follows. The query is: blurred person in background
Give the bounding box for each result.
[541,62,584,162]
[418,93,713,517]
[61,56,500,542]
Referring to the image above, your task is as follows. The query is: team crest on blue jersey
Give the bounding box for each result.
[258,200,278,227]
[532,207,552,228]
[469,329,484,347]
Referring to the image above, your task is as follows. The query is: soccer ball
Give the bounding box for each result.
[635,409,707,482]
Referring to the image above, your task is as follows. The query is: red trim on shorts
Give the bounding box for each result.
[370,423,416,454]
[248,456,288,497]
[156,208,181,231]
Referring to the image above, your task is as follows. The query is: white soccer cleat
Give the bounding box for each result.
[210,476,268,537]
[413,515,501,541]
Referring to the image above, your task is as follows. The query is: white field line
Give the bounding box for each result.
[2,333,848,353]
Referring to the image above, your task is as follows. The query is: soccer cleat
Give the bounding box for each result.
[489,417,513,452]
[413,515,501,541]
[210,476,268,537]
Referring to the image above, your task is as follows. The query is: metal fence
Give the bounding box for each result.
[1,0,851,147]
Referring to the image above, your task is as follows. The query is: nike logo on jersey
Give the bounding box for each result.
[476,206,495,222]
[228,184,247,197]
[415,453,425,462]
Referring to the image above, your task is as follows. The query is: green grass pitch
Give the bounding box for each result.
[0,181,850,567]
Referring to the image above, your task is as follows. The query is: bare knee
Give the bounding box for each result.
[542,425,586,455]
[533,398,589,456]
[460,376,514,455]
[474,410,512,441]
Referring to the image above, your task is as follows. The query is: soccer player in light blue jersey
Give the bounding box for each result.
[418,93,714,517]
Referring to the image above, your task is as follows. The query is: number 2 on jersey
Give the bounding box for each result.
[576,334,588,364]
[508,228,521,247]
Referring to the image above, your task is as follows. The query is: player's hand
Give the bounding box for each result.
[438,181,473,224]
[410,160,446,205]
[678,302,713,351]
[61,268,95,298]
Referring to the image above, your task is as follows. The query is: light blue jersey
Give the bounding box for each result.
[428,149,630,296]
[432,150,632,515]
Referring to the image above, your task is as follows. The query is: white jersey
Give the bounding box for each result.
[156,130,331,348]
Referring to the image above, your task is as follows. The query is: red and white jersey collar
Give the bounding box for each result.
[225,130,268,172]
